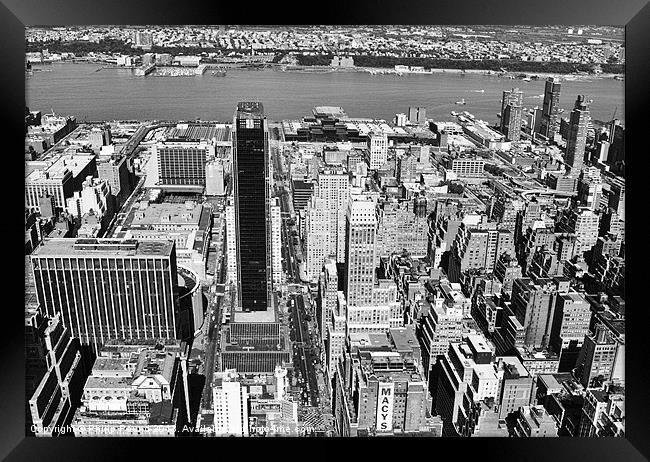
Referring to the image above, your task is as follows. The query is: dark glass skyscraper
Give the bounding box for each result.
[232,102,270,312]
[30,238,181,346]
[566,95,591,173]
[540,77,562,140]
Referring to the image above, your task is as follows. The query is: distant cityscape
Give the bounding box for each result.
[25,25,624,438]
[26,25,624,75]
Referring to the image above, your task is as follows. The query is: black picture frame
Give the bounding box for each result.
[3,0,648,459]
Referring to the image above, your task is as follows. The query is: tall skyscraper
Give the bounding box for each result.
[306,196,330,282]
[30,238,181,346]
[344,196,378,307]
[501,99,523,142]
[565,95,591,173]
[314,167,350,263]
[539,77,562,140]
[232,102,271,312]
[501,88,524,115]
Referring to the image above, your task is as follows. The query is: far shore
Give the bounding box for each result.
[32,60,624,81]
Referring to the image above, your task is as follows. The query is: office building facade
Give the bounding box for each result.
[155,142,209,188]
[232,102,271,311]
[30,238,181,346]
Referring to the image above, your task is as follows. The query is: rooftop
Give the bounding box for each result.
[32,238,175,258]
[236,101,264,118]
[26,153,96,182]
[127,201,204,227]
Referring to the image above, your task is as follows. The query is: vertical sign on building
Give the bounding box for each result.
[376,382,394,432]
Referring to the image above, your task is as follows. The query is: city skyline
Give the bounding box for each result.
[24,24,625,439]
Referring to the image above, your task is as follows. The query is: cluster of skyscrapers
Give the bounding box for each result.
[25,66,624,439]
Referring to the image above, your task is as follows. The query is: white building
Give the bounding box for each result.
[213,370,249,437]
[66,176,112,221]
[394,113,407,127]
[367,132,388,170]
[205,160,226,196]
[573,207,600,254]
[271,197,282,285]
[225,198,238,286]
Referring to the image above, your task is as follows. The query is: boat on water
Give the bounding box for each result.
[455,98,466,105]
[473,89,485,93]
[614,75,624,81]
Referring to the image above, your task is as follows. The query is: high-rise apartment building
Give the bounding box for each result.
[501,88,524,115]
[565,95,591,173]
[232,102,271,312]
[367,132,388,170]
[501,88,524,142]
[501,103,523,142]
[30,238,181,346]
[539,77,562,140]
[213,370,250,436]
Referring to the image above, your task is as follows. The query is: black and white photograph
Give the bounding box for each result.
[0,0,646,455]
[22,23,629,440]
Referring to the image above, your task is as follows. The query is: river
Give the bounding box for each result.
[26,63,624,125]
